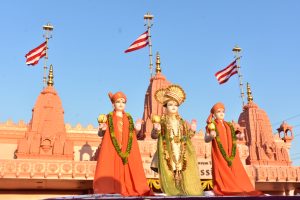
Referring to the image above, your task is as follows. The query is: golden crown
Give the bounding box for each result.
[154,84,186,106]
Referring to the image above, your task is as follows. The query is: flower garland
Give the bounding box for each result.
[213,121,237,167]
[107,112,134,165]
[161,115,187,172]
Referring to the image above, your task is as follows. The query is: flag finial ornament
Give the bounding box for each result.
[144,12,154,20]
[156,52,161,73]
[47,64,54,86]
[232,45,242,53]
[43,23,54,32]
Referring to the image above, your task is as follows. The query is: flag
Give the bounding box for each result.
[215,59,238,84]
[124,31,149,53]
[25,41,47,66]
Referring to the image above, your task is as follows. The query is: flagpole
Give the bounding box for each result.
[232,45,245,108]
[144,12,154,77]
[42,23,54,88]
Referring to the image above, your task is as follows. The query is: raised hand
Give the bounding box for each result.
[209,130,216,138]
[236,132,244,140]
[135,119,143,132]
[153,123,161,131]
[99,123,107,131]
[191,119,197,132]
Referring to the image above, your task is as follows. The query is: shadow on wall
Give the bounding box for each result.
[79,142,94,161]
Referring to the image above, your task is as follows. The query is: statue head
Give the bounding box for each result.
[207,102,226,123]
[154,85,186,116]
[165,100,179,115]
[108,92,127,111]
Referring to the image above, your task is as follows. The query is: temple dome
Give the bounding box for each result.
[238,83,291,166]
[16,65,73,159]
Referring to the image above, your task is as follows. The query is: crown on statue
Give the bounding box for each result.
[155,84,186,106]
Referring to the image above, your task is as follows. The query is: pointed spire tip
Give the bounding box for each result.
[47,64,54,86]
[155,52,161,74]
[247,82,253,103]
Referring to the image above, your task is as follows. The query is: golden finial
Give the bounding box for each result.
[144,12,154,20]
[43,23,54,32]
[156,52,161,73]
[232,45,242,53]
[247,82,253,102]
[47,64,54,86]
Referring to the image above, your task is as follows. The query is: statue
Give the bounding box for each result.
[205,102,262,196]
[93,92,153,196]
[151,85,203,196]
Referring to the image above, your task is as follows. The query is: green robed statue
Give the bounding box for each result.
[151,84,203,196]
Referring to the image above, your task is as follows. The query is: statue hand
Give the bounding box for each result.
[99,123,107,131]
[236,132,244,140]
[191,119,197,132]
[153,123,161,131]
[210,130,216,138]
[135,119,143,132]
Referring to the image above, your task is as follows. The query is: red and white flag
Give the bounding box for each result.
[124,31,149,53]
[215,59,238,84]
[25,41,47,66]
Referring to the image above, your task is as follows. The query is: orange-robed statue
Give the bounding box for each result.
[205,102,263,196]
[93,92,153,196]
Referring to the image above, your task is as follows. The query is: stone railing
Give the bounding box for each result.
[254,165,300,182]
[0,159,96,180]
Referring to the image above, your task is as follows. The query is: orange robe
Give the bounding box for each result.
[210,119,262,196]
[93,111,152,196]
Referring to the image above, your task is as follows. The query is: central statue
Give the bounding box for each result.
[151,84,203,196]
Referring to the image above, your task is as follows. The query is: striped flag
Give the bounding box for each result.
[124,31,149,53]
[215,59,238,84]
[25,41,47,66]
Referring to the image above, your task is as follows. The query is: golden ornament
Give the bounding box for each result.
[151,114,161,123]
[208,123,216,131]
[97,114,107,124]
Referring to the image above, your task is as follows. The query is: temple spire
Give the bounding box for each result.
[247,82,253,103]
[155,52,161,74]
[47,64,54,86]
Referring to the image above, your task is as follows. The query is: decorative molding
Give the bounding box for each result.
[0,159,96,180]
[0,120,27,130]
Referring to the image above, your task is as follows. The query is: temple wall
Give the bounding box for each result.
[74,145,98,161]
[0,144,17,159]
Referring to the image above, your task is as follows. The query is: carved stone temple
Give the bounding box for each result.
[0,57,299,199]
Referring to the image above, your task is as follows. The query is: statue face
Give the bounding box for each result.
[214,108,225,120]
[166,100,178,115]
[113,98,126,111]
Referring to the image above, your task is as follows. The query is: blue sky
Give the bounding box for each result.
[1,1,300,165]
